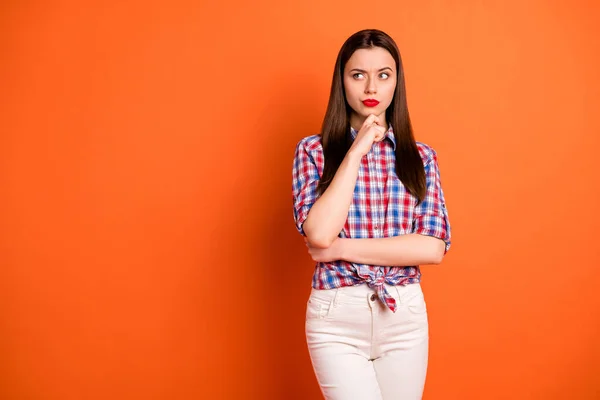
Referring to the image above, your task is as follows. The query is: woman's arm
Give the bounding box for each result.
[343,235,446,265]
[292,140,361,249]
[301,150,362,248]
[301,115,386,248]
[305,144,452,264]
[307,234,445,265]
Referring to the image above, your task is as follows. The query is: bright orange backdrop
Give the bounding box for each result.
[1,1,599,399]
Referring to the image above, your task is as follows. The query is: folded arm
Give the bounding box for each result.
[304,146,452,266]
[292,139,363,249]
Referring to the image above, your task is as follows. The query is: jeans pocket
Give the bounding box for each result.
[306,292,335,320]
[405,290,427,315]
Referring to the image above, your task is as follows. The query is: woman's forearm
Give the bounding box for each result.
[337,234,446,266]
[303,150,362,248]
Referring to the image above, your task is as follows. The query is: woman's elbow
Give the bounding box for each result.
[430,253,444,265]
[428,239,447,265]
[303,222,335,249]
[305,234,334,249]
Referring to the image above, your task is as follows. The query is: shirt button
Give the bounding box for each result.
[370,294,377,302]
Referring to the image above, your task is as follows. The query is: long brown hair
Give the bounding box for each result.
[317,29,426,203]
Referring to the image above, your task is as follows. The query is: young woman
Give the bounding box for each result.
[291,29,452,399]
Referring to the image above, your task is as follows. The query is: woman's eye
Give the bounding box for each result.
[353,73,364,79]
[380,73,389,79]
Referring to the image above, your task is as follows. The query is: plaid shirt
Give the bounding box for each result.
[292,126,451,312]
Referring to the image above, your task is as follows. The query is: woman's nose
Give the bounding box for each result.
[365,80,377,94]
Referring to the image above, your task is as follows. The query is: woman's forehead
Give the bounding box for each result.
[345,48,395,70]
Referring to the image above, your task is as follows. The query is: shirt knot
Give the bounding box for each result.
[365,275,398,312]
[367,275,386,288]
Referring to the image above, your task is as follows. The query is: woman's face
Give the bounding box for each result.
[343,47,397,125]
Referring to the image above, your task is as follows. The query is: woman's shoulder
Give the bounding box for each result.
[295,134,323,153]
[415,141,439,164]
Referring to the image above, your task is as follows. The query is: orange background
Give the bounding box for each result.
[1,1,599,399]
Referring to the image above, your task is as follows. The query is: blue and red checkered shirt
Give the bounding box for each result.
[292,126,451,312]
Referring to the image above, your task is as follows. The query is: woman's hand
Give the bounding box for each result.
[348,114,387,158]
[304,237,344,263]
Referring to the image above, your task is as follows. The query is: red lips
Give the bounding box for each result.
[362,99,379,107]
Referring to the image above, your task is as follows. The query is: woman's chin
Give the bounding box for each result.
[352,108,379,117]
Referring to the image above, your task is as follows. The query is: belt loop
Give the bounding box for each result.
[332,288,340,308]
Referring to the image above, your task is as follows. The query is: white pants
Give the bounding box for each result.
[305,283,429,400]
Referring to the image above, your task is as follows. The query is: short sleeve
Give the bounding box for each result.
[412,148,452,253]
[292,138,321,235]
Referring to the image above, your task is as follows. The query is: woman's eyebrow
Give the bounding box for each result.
[349,67,394,73]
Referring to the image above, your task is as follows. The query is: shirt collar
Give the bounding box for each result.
[349,124,396,150]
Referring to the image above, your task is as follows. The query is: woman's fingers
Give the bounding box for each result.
[362,114,379,129]
[373,124,386,142]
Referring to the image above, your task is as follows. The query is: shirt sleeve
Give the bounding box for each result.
[412,148,452,253]
[292,139,321,236]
